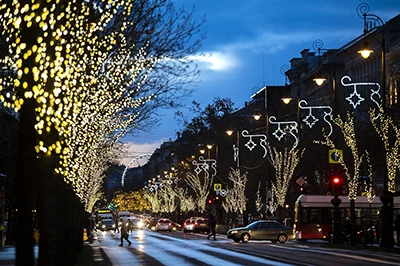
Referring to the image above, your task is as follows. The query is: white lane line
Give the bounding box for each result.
[270,245,400,265]
[101,246,141,265]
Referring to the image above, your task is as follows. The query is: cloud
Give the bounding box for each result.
[119,141,162,168]
[223,29,360,54]
[187,51,238,71]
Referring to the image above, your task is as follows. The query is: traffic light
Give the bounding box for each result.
[207,199,213,205]
[331,175,343,194]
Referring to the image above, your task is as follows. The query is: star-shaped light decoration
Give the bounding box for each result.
[303,110,319,128]
[241,130,268,158]
[346,89,365,109]
[269,116,298,146]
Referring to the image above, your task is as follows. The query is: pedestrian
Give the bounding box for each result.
[395,213,400,246]
[119,218,132,247]
[114,215,120,233]
[128,218,133,233]
[207,213,217,241]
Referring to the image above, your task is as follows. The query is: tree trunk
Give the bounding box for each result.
[15,97,36,266]
[350,199,357,245]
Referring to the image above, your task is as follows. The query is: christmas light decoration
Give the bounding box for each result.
[266,186,278,216]
[233,144,239,167]
[369,109,400,193]
[314,113,363,200]
[192,156,217,178]
[241,130,268,158]
[255,181,263,212]
[185,171,213,213]
[268,143,304,207]
[364,150,375,203]
[269,116,299,148]
[298,100,333,137]
[175,188,196,213]
[222,168,248,214]
[341,76,381,118]
[121,154,152,186]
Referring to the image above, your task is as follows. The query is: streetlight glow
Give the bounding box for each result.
[358,42,374,59]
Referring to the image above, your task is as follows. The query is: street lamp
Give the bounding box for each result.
[357,2,392,248]
[280,64,292,105]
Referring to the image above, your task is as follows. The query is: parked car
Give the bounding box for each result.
[183,219,196,233]
[193,218,209,233]
[227,220,294,243]
[155,218,173,232]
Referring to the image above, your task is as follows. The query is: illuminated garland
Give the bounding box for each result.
[185,172,212,213]
[268,143,304,206]
[314,113,362,200]
[143,189,161,213]
[175,188,196,213]
[266,186,278,215]
[221,168,248,214]
[365,150,375,203]
[0,0,160,211]
[255,181,263,212]
[369,109,400,193]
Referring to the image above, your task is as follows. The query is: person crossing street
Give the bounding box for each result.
[119,218,132,247]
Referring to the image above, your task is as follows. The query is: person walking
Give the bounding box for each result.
[395,213,400,246]
[119,218,132,247]
[207,213,217,241]
[114,215,120,233]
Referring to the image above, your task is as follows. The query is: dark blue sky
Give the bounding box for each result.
[121,0,400,165]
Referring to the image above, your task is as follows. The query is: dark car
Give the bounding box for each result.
[227,220,294,243]
[100,219,116,231]
[193,218,209,233]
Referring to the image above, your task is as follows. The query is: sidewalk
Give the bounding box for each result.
[0,240,111,266]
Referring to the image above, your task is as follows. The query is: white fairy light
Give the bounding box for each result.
[341,76,381,119]
[269,116,299,148]
[299,100,333,137]
[241,130,268,158]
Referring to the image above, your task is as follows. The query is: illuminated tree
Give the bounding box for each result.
[268,144,304,208]
[143,189,161,213]
[221,168,247,214]
[175,187,196,213]
[112,190,150,212]
[158,182,177,213]
[370,110,400,193]
[0,0,204,213]
[185,172,212,213]
[255,181,263,213]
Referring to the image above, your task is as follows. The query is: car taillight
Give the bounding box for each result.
[184,222,187,226]
[169,223,171,226]
[195,222,198,226]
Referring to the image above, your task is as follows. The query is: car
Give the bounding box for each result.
[147,218,159,231]
[227,220,294,244]
[100,219,116,231]
[171,221,182,231]
[155,218,173,232]
[183,219,196,233]
[193,218,209,233]
[130,218,145,230]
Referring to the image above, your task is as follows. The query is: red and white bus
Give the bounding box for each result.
[293,195,400,241]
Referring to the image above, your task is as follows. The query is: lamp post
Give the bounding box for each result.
[357,2,393,248]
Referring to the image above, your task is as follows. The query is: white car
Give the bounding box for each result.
[183,219,195,233]
[156,218,173,232]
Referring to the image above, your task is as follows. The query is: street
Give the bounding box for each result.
[92,229,400,266]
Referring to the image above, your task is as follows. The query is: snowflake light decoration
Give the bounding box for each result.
[121,154,152,186]
[269,116,299,148]
[341,76,381,119]
[299,100,333,137]
[241,130,268,158]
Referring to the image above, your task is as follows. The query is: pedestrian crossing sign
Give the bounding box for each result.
[214,183,222,191]
[329,149,343,164]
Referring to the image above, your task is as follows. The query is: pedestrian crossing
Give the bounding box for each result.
[95,230,295,266]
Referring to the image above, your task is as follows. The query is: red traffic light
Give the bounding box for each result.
[207,199,212,205]
[333,177,340,184]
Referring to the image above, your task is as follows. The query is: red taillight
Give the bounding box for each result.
[184,222,187,226]
[169,223,171,226]
[195,222,198,226]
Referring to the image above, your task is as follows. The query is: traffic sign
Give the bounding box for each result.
[329,149,343,164]
[214,183,222,191]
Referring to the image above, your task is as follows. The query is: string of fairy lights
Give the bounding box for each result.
[0,0,160,211]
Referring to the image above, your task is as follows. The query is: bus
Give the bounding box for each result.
[293,195,400,241]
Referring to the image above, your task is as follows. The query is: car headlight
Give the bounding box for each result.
[230,230,238,234]
[102,225,105,228]
[112,224,115,228]
[138,222,143,228]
